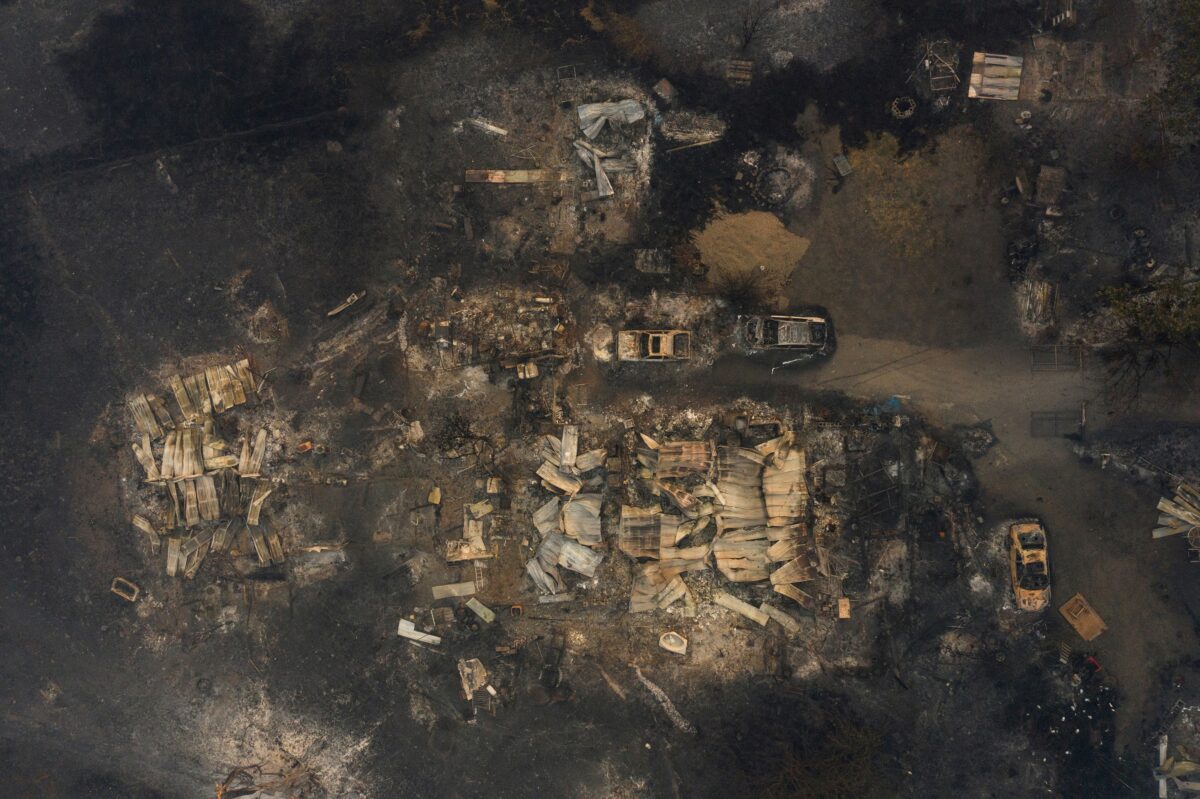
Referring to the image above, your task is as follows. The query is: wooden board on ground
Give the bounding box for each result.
[465,169,565,184]
[1059,592,1107,641]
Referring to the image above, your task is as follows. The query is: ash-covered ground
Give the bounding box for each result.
[4,1,1200,797]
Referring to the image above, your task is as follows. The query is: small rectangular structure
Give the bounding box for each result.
[725,59,753,86]
[968,52,1024,100]
[110,577,141,602]
[1059,593,1107,641]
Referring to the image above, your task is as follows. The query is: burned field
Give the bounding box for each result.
[6,0,1200,797]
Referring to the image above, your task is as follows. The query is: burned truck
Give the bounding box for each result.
[617,329,692,362]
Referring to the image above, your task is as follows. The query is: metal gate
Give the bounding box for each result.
[1030,409,1083,438]
[1030,345,1084,372]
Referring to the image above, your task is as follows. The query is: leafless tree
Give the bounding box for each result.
[737,0,777,52]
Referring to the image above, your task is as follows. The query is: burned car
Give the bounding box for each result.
[737,313,833,369]
[617,329,692,362]
[1009,520,1050,612]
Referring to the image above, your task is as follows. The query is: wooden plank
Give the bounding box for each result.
[245,428,269,476]
[267,532,285,563]
[466,598,495,623]
[759,602,802,634]
[195,475,220,521]
[237,437,251,474]
[713,591,769,625]
[183,427,204,477]
[246,481,272,526]
[235,359,258,399]
[465,169,565,183]
[127,394,162,438]
[202,367,220,414]
[770,554,820,585]
[536,461,582,495]
[560,425,579,468]
[767,538,800,562]
[432,581,477,600]
[165,537,182,576]
[205,454,240,471]
[1059,592,1107,641]
[398,619,441,645]
[212,518,237,552]
[147,394,175,431]
[224,364,247,406]
[184,537,211,579]
[251,530,271,564]
[131,514,159,551]
[774,582,815,609]
[185,373,211,417]
[131,436,161,481]
[159,431,175,480]
[183,479,200,527]
[169,375,196,421]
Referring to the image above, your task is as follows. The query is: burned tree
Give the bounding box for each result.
[1097,280,1200,408]
[432,411,500,464]
[737,0,777,52]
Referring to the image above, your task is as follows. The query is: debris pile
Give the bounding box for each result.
[411,288,576,380]
[525,425,609,596]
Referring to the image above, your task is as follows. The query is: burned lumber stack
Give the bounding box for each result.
[125,358,285,580]
[1154,482,1200,545]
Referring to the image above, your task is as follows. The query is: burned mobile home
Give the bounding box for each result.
[7,0,1200,796]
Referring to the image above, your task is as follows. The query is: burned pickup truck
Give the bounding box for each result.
[737,313,833,368]
[617,329,692,362]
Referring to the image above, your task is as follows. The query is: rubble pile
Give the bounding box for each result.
[411,288,576,381]
[620,426,823,617]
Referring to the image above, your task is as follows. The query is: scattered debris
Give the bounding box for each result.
[327,291,366,317]
[398,618,441,646]
[1153,482,1200,542]
[577,99,644,139]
